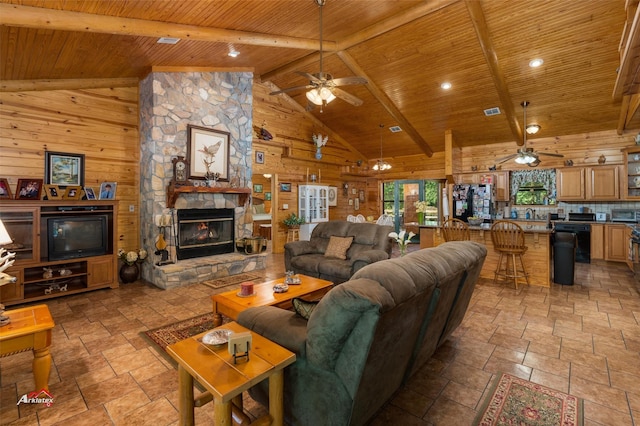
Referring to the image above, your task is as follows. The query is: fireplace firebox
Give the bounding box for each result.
[176,208,234,260]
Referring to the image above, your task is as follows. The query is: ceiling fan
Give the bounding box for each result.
[269,0,368,111]
[497,101,564,167]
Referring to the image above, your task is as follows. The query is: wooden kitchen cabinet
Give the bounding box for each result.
[590,224,604,260]
[623,146,640,199]
[556,168,585,200]
[605,224,630,262]
[494,171,510,202]
[587,166,620,200]
[557,166,620,201]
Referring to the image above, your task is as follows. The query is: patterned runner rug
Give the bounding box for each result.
[201,272,262,289]
[474,373,583,426]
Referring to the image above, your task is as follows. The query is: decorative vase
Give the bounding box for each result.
[119,263,139,284]
[315,147,322,160]
[399,244,407,257]
[417,212,425,225]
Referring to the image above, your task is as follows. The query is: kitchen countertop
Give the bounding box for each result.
[418,221,553,233]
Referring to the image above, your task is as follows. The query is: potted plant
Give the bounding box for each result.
[117,248,148,283]
[283,213,305,229]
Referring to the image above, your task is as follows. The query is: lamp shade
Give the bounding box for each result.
[0,219,12,245]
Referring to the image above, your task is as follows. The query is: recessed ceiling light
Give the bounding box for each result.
[157,37,180,45]
[529,58,544,68]
[441,82,452,90]
[228,50,240,58]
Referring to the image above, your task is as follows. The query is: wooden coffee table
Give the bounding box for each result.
[167,321,296,426]
[211,274,333,327]
[0,304,55,392]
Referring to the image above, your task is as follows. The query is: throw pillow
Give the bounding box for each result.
[324,236,354,260]
[253,204,266,214]
[292,297,319,320]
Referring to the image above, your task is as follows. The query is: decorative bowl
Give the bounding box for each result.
[201,329,232,346]
[273,283,289,293]
[468,217,484,226]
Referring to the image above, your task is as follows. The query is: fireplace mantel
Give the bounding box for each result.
[167,183,251,208]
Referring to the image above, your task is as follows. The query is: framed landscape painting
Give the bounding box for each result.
[45,151,85,188]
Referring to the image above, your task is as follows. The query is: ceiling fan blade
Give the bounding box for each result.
[537,152,564,158]
[330,76,368,87]
[269,84,314,95]
[496,153,518,164]
[332,88,363,106]
[295,71,322,83]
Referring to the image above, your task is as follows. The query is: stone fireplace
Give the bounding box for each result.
[138,71,265,289]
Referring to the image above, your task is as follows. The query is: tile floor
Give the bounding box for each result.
[1,250,639,425]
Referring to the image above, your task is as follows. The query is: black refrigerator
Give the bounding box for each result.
[452,184,493,222]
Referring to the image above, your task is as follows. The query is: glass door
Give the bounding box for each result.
[382,180,442,233]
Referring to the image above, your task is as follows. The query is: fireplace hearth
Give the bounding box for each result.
[176,208,234,260]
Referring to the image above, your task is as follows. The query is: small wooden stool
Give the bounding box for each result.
[287,228,300,242]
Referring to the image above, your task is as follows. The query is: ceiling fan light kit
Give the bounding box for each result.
[270,0,367,110]
[496,101,563,166]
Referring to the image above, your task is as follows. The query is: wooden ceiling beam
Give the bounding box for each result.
[616,93,640,134]
[0,3,330,51]
[613,3,640,101]
[0,77,139,92]
[465,0,523,146]
[337,51,434,157]
[261,0,458,82]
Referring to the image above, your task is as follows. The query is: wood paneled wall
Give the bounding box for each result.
[1,79,636,257]
[0,87,140,251]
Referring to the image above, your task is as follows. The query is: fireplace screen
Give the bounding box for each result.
[176,208,234,260]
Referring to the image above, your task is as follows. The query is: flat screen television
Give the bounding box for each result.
[47,215,109,261]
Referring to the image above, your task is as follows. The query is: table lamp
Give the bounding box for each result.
[0,218,17,326]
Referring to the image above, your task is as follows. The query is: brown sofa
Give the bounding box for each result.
[238,241,488,426]
[284,220,393,284]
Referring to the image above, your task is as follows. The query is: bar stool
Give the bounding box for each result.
[286,227,300,242]
[490,220,529,289]
[442,218,470,241]
[259,224,272,240]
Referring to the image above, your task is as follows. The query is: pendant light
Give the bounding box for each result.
[372,124,391,171]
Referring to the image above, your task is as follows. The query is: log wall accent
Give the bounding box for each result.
[0,86,140,252]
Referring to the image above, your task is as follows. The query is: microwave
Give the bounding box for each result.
[610,209,640,223]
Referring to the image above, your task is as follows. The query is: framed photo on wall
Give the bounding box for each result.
[253,184,263,193]
[279,182,291,192]
[0,178,12,199]
[15,179,43,200]
[44,184,62,200]
[187,124,230,181]
[99,182,117,200]
[328,186,337,206]
[45,151,85,188]
[265,192,271,201]
[255,151,265,164]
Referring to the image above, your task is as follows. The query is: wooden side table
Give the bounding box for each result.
[167,321,296,426]
[0,304,55,392]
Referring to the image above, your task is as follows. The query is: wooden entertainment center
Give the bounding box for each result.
[0,200,118,306]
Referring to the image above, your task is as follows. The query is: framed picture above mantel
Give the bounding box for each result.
[187,125,230,181]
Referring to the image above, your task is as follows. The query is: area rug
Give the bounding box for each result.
[201,272,262,289]
[144,312,217,355]
[473,373,583,426]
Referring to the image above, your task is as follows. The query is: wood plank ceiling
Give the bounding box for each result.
[1,0,639,162]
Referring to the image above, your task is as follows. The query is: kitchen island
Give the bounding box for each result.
[419,222,553,287]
